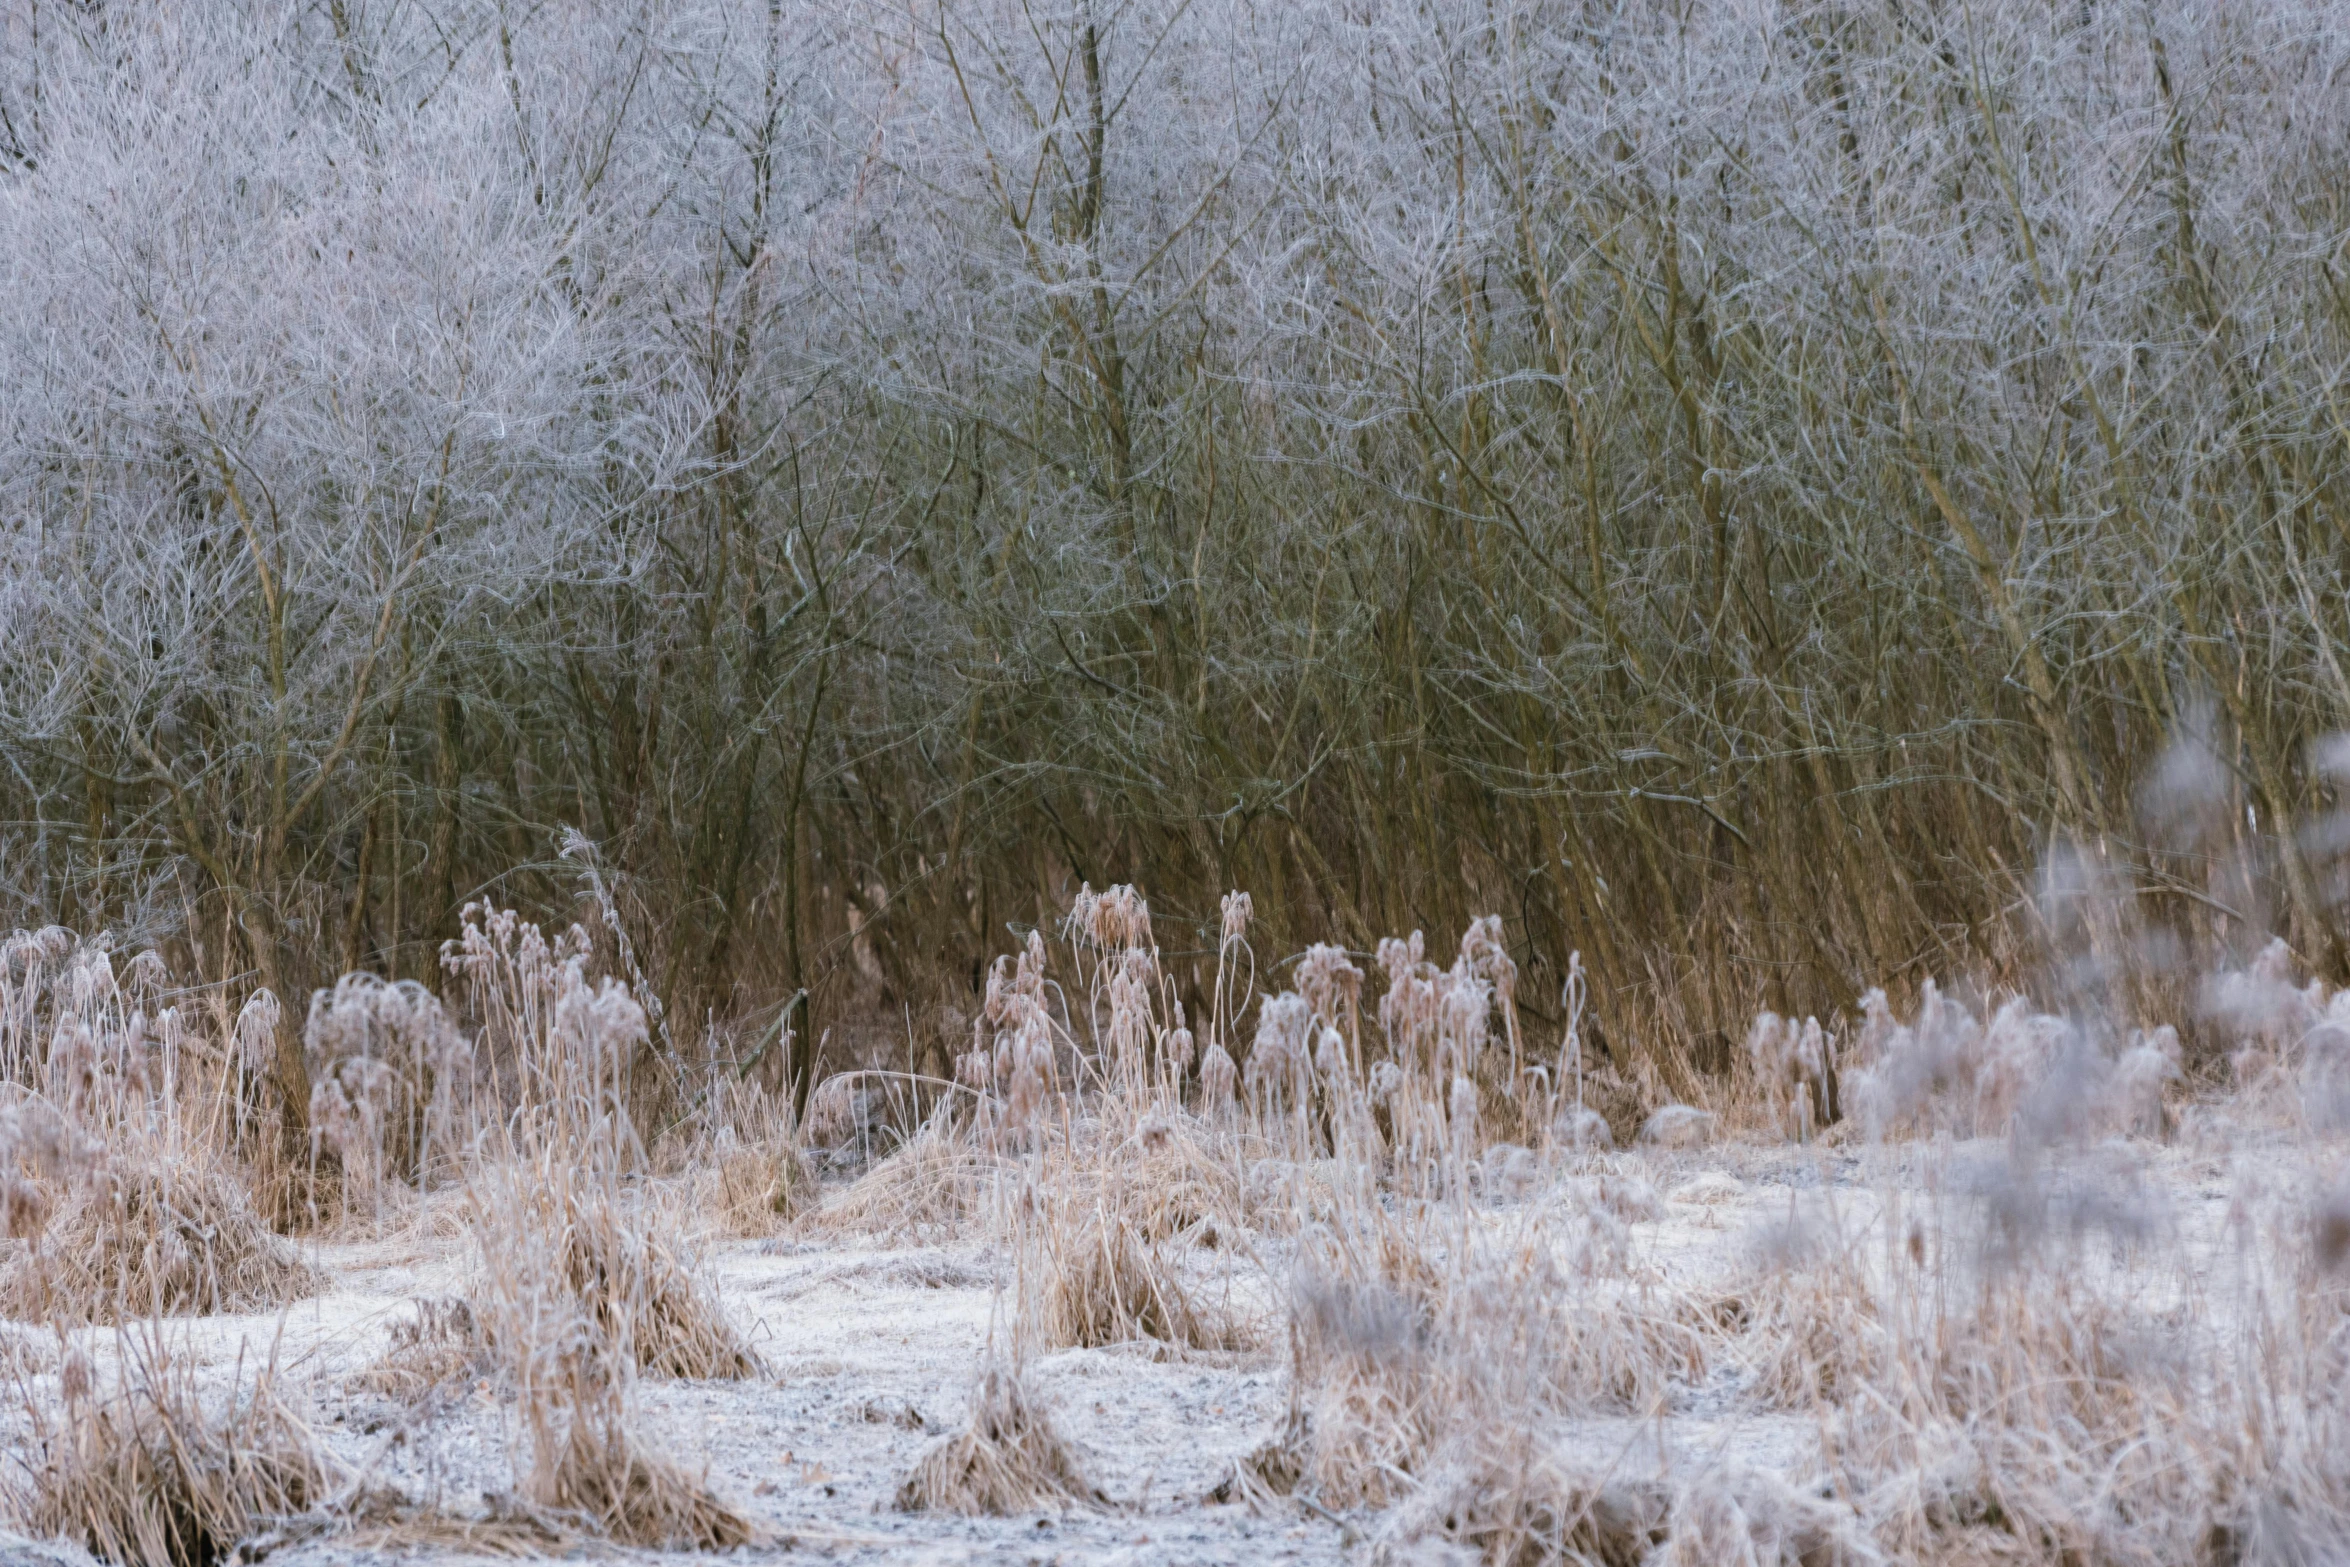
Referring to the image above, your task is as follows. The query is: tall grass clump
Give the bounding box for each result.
[466,1150,762,1384]
[1795,1189,2350,1565]
[301,972,470,1221]
[894,1357,1108,1516]
[2204,937,2350,1130]
[1712,951,2350,1564]
[437,903,759,1549]
[1027,1127,1255,1354]
[9,1341,341,1567]
[1242,1180,1713,1516]
[0,932,318,1323]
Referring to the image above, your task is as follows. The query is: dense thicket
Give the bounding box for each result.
[3,0,2347,1114]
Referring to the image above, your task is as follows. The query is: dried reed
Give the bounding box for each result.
[10,1341,339,1567]
[0,1156,319,1325]
[894,1361,1107,1515]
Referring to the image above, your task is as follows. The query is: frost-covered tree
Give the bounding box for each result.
[3,0,2348,1093]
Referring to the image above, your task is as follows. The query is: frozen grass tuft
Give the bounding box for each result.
[1371,1435,1671,1566]
[9,1342,340,1567]
[805,1105,993,1239]
[0,1156,319,1325]
[528,1398,759,1551]
[467,1150,761,1383]
[350,1295,490,1401]
[1034,1201,1251,1351]
[894,1361,1107,1515]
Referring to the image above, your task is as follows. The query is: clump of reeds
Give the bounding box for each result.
[1249,1214,1498,1510]
[0,1148,319,1325]
[1235,1005,1724,1522]
[1261,1361,1436,1512]
[2205,937,2350,1128]
[1024,1095,1253,1351]
[1833,981,2187,1146]
[523,1372,758,1550]
[434,902,762,1379]
[709,1132,804,1237]
[468,1147,761,1383]
[10,1341,341,1567]
[908,889,1724,1519]
[1369,924,1523,1171]
[0,931,320,1324]
[302,972,470,1221]
[433,1217,756,1553]
[894,1360,1106,1515]
[422,901,764,1548]
[351,1295,491,1401]
[1034,1197,1249,1351]
[462,1163,756,1549]
[784,883,2350,1562]
[1548,1284,1716,1413]
[695,1079,806,1238]
[805,1098,994,1237]
[953,929,1069,1148]
[1838,983,2043,1140]
[832,883,1237,1249]
[441,899,683,1148]
[874,884,1262,1348]
[0,1095,91,1251]
[1768,1124,2350,1564]
[1370,1435,1671,1566]
[1745,1011,1831,1140]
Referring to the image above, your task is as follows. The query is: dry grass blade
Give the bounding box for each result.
[895,1363,1107,1515]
